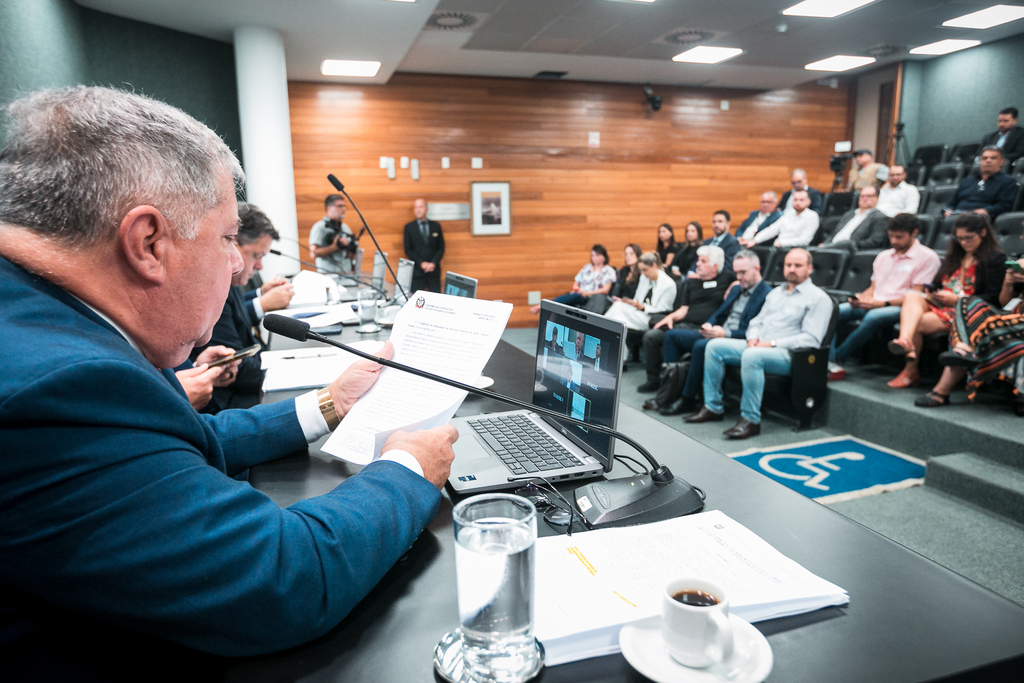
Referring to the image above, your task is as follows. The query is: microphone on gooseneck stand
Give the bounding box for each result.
[326,174,409,302]
[263,314,706,529]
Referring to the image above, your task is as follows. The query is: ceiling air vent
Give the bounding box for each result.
[425,12,479,31]
[533,71,568,79]
[863,44,903,58]
[656,28,716,46]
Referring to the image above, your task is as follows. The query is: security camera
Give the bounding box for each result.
[643,84,662,112]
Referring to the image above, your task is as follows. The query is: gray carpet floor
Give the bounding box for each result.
[501,325,1024,607]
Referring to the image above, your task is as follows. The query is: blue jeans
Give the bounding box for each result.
[663,329,712,400]
[830,303,902,363]
[703,339,792,424]
[681,338,712,399]
[553,292,587,307]
[663,328,704,363]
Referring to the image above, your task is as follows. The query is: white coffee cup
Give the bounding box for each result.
[661,577,734,668]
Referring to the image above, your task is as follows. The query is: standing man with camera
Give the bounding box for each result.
[309,194,358,277]
[847,149,888,192]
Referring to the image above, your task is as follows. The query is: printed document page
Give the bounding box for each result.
[322,292,512,465]
[261,342,384,392]
[534,509,848,666]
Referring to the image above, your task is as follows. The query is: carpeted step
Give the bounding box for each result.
[926,453,1024,525]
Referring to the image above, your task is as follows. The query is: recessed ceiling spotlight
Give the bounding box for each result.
[783,0,877,19]
[673,46,743,64]
[804,55,876,71]
[943,5,1024,29]
[910,39,982,56]
[321,60,381,77]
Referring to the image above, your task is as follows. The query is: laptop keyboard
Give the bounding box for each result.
[467,414,583,475]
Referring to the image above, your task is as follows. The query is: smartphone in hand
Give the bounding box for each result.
[206,344,261,368]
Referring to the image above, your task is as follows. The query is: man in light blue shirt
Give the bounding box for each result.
[685,248,833,439]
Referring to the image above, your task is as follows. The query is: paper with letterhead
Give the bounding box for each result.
[322,291,512,465]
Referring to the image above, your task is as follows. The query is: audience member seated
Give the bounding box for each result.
[847,149,888,191]
[979,107,1024,165]
[818,185,889,251]
[886,213,1007,388]
[915,231,1024,411]
[611,243,643,300]
[737,192,782,243]
[688,211,740,273]
[637,246,735,392]
[685,248,833,439]
[247,274,294,319]
[671,222,703,276]
[828,214,941,381]
[942,146,1017,220]
[191,203,280,412]
[605,251,677,335]
[877,164,921,217]
[746,190,819,248]
[658,250,771,415]
[779,168,823,215]
[531,244,617,314]
[656,223,678,269]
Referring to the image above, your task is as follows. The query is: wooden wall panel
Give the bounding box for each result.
[288,74,852,327]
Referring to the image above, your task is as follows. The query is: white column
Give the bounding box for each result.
[233,26,298,277]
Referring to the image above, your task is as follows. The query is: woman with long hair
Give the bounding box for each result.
[886,213,1007,388]
[671,222,703,275]
[655,223,677,268]
[530,244,617,314]
[612,243,643,300]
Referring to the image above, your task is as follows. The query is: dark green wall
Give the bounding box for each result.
[900,33,1024,156]
[0,0,241,162]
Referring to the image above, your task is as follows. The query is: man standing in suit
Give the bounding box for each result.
[688,210,740,274]
[779,168,823,215]
[819,185,890,252]
[0,86,457,666]
[403,197,445,292]
[737,192,783,243]
[980,107,1024,165]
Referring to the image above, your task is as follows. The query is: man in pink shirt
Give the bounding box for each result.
[828,214,941,380]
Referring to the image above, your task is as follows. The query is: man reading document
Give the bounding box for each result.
[0,87,457,667]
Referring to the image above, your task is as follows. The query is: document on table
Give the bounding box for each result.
[288,270,340,307]
[322,291,513,465]
[261,342,384,392]
[534,509,849,666]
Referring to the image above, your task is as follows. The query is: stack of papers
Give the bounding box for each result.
[534,510,848,666]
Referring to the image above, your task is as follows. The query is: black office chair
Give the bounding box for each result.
[1013,158,1024,182]
[930,215,958,253]
[946,142,980,163]
[750,246,778,277]
[923,184,958,216]
[993,212,1024,256]
[915,187,931,215]
[764,252,786,285]
[905,162,928,187]
[807,249,848,290]
[915,214,938,249]
[1014,182,1024,213]
[822,192,855,217]
[826,249,880,299]
[926,162,965,188]
[907,144,949,186]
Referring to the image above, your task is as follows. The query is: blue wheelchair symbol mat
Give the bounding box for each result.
[730,436,925,501]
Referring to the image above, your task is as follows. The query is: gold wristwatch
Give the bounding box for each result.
[317,387,341,430]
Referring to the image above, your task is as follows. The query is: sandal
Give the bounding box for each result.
[887,338,915,357]
[914,391,950,407]
[938,350,979,367]
[887,368,920,389]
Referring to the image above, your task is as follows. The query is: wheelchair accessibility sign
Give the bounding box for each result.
[729,436,926,503]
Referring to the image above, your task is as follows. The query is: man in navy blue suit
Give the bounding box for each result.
[688,210,740,274]
[0,86,458,666]
[658,251,770,415]
[736,192,783,244]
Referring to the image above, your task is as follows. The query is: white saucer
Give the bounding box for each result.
[474,375,495,389]
[619,614,772,683]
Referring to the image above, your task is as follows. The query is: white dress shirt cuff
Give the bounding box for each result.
[380,450,425,478]
[251,297,265,320]
[295,390,331,442]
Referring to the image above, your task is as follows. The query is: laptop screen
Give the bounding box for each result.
[444,271,478,298]
[534,300,624,471]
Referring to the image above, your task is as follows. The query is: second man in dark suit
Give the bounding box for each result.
[979,107,1024,165]
[403,198,445,293]
[819,185,890,251]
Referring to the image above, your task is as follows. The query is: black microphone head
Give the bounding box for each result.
[327,174,344,192]
[270,248,283,256]
[263,314,310,342]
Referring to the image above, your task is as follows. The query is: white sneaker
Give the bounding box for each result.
[828,362,846,381]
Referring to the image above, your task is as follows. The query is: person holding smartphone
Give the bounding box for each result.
[886,214,1007,390]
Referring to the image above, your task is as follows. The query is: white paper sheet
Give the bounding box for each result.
[260,341,385,392]
[288,270,340,307]
[322,291,512,465]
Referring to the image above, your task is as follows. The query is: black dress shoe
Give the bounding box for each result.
[659,397,694,416]
[723,419,760,439]
[683,407,724,423]
[636,379,660,393]
[642,398,661,411]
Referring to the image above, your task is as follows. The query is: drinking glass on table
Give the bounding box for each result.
[356,288,380,333]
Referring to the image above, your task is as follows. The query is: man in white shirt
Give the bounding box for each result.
[737,192,783,242]
[877,165,921,217]
[745,190,819,248]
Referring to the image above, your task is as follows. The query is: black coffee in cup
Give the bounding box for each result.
[671,589,719,607]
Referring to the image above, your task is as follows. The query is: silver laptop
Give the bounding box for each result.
[448,300,625,493]
[444,271,478,298]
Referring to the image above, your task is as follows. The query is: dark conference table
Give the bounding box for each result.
[235,323,1024,683]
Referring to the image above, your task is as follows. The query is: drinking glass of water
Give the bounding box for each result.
[356,288,380,333]
[434,494,544,683]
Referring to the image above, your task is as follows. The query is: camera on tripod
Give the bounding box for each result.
[829,152,852,174]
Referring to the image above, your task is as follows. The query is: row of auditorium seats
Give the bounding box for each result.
[905,143,1024,187]
[819,178,1024,219]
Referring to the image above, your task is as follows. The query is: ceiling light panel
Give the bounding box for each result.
[783,0,877,18]
[804,55,876,71]
[321,60,381,77]
[672,46,743,64]
[910,39,981,56]
[943,5,1024,29]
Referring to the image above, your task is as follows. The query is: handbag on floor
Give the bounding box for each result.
[646,360,690,410]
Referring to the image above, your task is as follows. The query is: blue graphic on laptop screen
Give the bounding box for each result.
[535,315,619,456]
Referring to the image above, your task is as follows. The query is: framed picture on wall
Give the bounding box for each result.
[471,182,510,235]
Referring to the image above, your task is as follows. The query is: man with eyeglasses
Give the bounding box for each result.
[778,169,823,216]
[737,191,783,242]
[942,146,1017,219]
